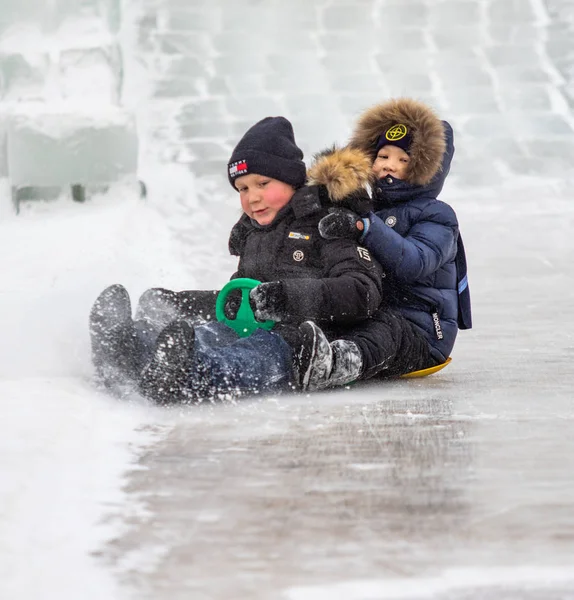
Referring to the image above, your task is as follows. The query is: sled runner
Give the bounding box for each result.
[216,279,451,379]
[400,356,451,378]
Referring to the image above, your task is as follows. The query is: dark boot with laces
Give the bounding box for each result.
[138,320,195,405]
[89,284,143,395]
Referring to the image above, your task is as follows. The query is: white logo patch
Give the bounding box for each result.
[288,231,310,240]
[357,247,371,262]
[432,312,444,340]
[385,216,397,228]
[293,250,305,262]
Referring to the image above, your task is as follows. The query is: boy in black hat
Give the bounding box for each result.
[90,116,384,403]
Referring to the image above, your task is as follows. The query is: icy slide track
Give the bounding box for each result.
[1,0,574,599]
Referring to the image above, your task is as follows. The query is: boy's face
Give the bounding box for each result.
[372,145,410,180]
[235,174,295,226]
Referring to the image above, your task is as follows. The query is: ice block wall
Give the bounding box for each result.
[126,0,574,192]
[0,0,138,206]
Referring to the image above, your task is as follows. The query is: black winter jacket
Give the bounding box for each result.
[228,185,383,326]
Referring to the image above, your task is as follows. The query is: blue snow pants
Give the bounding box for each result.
[192,322,295,399]
[135,320,294,400]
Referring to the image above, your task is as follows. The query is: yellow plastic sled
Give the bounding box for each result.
[400,357,452,379]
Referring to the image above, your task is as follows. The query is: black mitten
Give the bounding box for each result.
[249,281,286,322]
[223,288,242,319]
[337,188,373,215]
[318,208,364,241]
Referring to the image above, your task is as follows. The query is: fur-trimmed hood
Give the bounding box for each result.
[307,146,373,213]
[349,97,447,186]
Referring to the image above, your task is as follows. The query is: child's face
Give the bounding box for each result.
[235,174,295,226]
[372,145,410,180]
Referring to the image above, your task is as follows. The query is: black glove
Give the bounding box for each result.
[318,208,365,241]
[337,188,373,215]
[223,288,242,320]
[249,281,286,322]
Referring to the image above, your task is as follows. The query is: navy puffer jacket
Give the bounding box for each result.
[363,122,471,362]
[342,97,471,363]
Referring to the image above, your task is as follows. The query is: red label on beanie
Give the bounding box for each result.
[229,160,248,178]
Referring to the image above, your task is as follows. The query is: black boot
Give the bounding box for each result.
[134,288,184,330]
[135,288,219,328]
[138,321,195,405]
[295,321,333,391]
[89,284,142,394]
[328,339,363,387]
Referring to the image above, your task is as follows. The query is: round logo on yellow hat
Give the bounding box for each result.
[386,124,408,141]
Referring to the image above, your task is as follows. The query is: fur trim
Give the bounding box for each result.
[307,146,373,202]
[349,97,446,186]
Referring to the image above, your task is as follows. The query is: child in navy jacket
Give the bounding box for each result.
[314,98,472,384]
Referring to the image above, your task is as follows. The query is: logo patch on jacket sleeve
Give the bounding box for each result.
[357,247,371,262]
[288,231,310,240]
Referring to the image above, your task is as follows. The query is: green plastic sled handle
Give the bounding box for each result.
[215,278,275,338]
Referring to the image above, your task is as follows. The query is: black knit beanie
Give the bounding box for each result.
[375,123,414,155]
[227,116,306,190]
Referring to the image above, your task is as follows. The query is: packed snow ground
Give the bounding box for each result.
[0,187,162,598]
[2,0,574,598]
[0,168,235,598]
[2,173,573,600]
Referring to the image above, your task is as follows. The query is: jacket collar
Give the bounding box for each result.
[290,185,322,219]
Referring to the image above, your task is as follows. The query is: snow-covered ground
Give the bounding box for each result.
[1,0,574,598]
[0,184,179,598]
